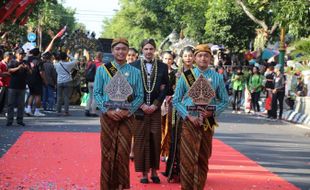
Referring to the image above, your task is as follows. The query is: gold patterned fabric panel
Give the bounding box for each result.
[100,115,134,190]
[180,120,213,190]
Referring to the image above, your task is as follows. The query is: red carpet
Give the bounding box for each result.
[0,132,300,190]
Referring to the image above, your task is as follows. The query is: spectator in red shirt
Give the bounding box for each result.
[0,52,12,114]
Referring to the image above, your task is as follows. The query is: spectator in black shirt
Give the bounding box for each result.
[264,66,275,118]
[24,48,46,116]
[271,64,285,120]
[296,77,306,97]
[6,48,31,126]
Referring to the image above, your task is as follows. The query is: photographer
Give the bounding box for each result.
[6,48,31,126]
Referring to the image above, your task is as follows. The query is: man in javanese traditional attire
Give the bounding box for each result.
[173,44,229,190]
[94,38,144,190]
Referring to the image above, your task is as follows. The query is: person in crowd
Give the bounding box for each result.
[24,48,46,116]
[224,66,233,95]
[243,66,252,113]
[264,66,275,118]
[160,51,177,162]
[126,48,139,160]
[85,52,103,117]
[0,52,12,114]
[126,47,139,64]
[132,39,169,184]
[76,55,88,97]
[6,48,31,126]
[249,66,263,114]
[231,66,245,113]
[173,44,229,190]
[163,46,195,183]
[93,38,143,190]
[126,47,140,161]
[54,52,77,116]
[295,77,306,97]
[270,64,286,120]
[42,52,57,112]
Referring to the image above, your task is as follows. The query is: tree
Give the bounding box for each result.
[27,0,76,50]
[235,0,310,51]
[101,0,163,49]
[102,0,309,53]
[101,0,209,48]
[204,0,257,52]
[0,0,77,51]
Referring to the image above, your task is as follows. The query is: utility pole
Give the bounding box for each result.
[279,28,285,73]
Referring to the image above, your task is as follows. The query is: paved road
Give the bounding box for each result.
[1,106,309,190]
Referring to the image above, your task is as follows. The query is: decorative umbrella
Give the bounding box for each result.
[262,48,279,60]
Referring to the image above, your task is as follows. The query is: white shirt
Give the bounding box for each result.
[54,56,77,84]
[146,63,152,75]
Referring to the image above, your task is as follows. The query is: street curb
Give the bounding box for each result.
[283,110,310,126]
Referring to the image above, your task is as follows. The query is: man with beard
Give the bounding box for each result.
[132,39,169,184]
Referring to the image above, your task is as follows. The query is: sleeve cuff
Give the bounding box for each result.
[153,99,161,107]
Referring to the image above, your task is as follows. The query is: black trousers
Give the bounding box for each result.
[271,91,285,119]
[232,90,243,111]
[251,91,261,112]
[0,87,8,113]
[7,89,26,123]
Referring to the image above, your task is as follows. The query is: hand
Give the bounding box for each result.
[106,110,122,121]
[18,64,24,69]
[187,115,200,128]
[272,89,277,94]
[143,105,153,115]
[118,110,130,119]
[141,104,157,115]
[22,64,30,70]
[200,110,214,119]
[148,105,158,114]
[140,104,148,112]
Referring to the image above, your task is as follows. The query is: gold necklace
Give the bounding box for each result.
[141,58,158,93]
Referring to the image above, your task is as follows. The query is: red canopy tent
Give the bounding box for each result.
[0,0,36,24]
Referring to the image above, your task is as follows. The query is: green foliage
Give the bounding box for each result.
[102,0,310,52]
[291,37,310,62]
[27,0,76,48]
[0,0,77,50]
[204,0,257,52]
[165,0,208,42]
[0,23,27,48]
[238,0,310,38]
[102,0,210,49]
[101,0,163,49]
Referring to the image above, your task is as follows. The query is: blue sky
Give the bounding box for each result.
[62,0,120,38]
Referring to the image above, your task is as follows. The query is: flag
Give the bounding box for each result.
[55,26,67,38]
[0,0,21,23]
